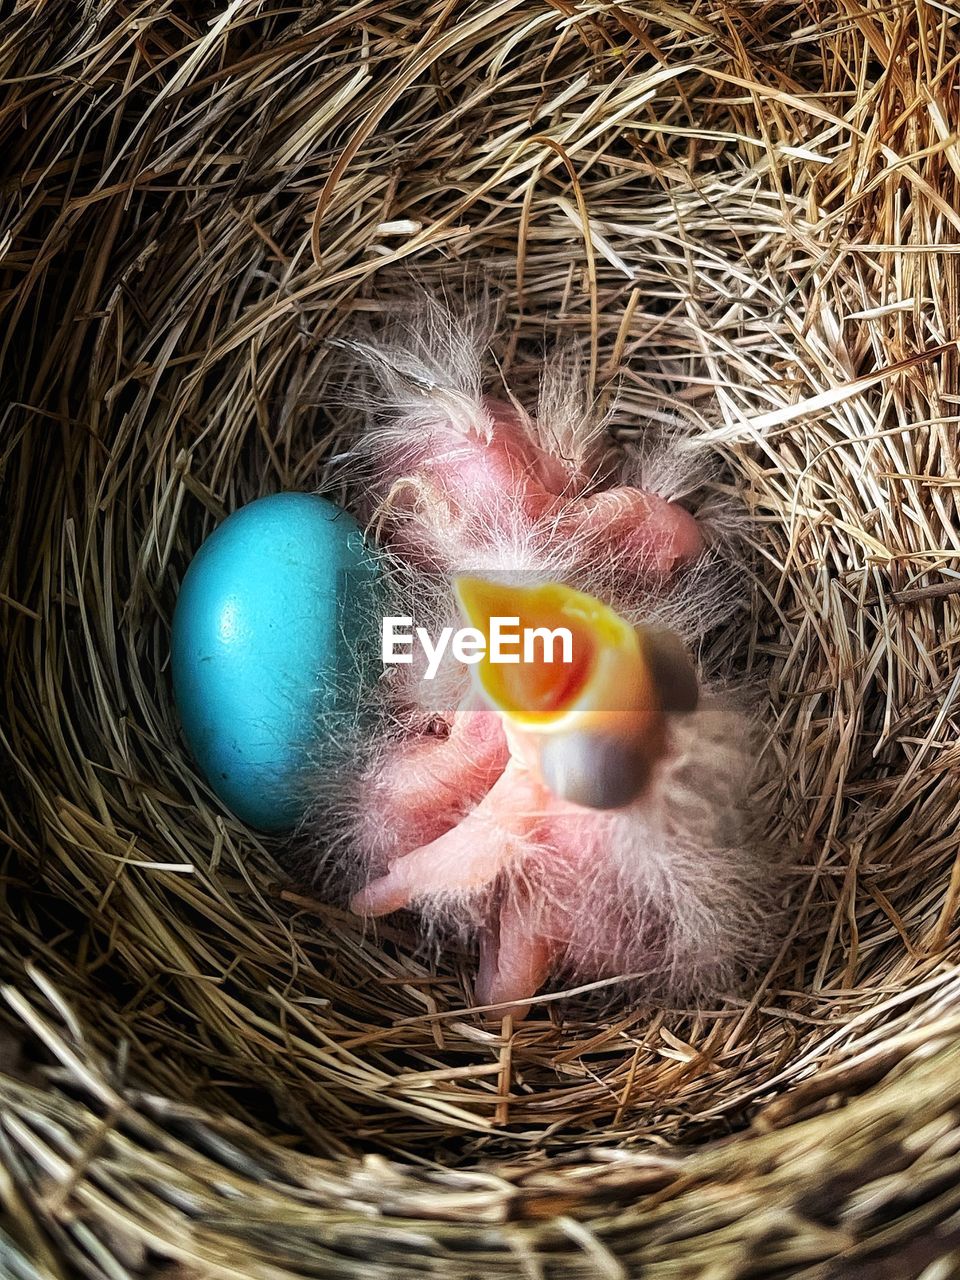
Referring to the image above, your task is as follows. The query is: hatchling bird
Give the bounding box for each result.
[312,298,773,1018]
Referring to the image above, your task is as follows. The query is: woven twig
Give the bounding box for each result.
[2,1,960,1276]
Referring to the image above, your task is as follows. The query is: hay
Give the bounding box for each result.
[3,0,960,1274]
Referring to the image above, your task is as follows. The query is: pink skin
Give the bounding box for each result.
[478,889,555,1020]
[351,396,703,1015]
[375,400,704,574]
[416,399,572,518]
[476,798,653,1015]
[375,402,565,562]
[355,762,624,1015]
[351,760,540,914]
[569,489,704,577]
[355,708,509,871]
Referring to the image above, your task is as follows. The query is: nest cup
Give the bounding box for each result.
[3,3,960,1276]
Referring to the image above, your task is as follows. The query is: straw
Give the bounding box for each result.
[2,0,960,1274]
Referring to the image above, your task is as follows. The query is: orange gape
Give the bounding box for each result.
[453,578,597,718]
[454,578,673,790]
[492,619,592,716]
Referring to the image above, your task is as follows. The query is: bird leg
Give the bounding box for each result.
[476,886,559,1019]
[350,762,547,915]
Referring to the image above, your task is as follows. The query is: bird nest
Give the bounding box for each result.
[3,2,960,1276]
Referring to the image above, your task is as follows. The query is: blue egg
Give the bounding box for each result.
[171,492,380,832]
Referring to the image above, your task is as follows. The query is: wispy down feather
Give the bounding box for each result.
[305,295,777,1018]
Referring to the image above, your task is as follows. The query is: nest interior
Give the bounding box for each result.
[3,1,960,1276]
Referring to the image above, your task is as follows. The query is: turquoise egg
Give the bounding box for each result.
[171,492,379,832]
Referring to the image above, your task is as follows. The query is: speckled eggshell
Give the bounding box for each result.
[171,492,379,831]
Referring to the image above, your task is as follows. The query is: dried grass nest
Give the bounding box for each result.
[3,2,960,1277]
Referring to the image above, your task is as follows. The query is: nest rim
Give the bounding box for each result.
[3,0,960,1275]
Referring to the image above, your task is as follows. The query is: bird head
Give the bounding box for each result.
[453,577,699,809]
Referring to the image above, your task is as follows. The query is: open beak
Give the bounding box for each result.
[453,577,699,809]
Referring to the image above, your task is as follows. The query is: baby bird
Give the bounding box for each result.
[318,299,774,1018]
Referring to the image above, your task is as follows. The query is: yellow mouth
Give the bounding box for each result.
[453,577,652,731]
[453,577,699,809]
